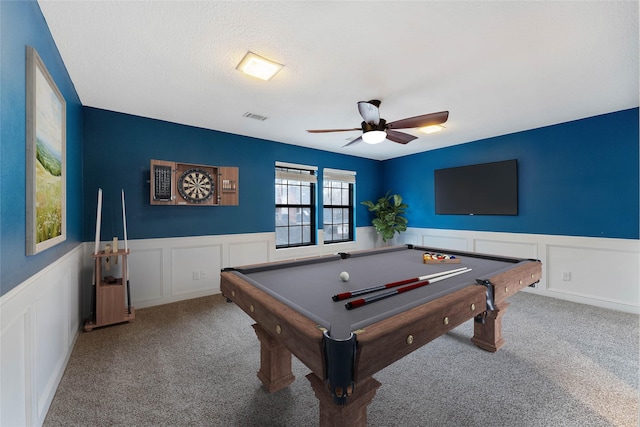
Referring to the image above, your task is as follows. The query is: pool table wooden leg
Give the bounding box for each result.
[471,301,510,352]
[252,324,295,392]
[306,373,381,427]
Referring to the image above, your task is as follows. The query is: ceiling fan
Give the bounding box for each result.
[307,100,449,147]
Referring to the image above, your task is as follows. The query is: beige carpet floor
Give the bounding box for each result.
[44,292,639,426]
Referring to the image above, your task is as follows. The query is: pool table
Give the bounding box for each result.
[220,245,541,426]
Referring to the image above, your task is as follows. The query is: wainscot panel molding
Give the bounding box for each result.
[82,233,272,312]
[398,228,639,314]
[0,244,84,427]
[81,228,379,312]
[408,233,469,252]
[171,244,223,296]
[229,240,270,267]
[475,239,538,260]
[546,244,639,309]
[272,228,377,262]
[128,247,164,304]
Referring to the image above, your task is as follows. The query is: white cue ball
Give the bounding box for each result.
[340,271,350,282]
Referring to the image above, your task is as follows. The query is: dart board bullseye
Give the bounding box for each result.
[178,168,215,203]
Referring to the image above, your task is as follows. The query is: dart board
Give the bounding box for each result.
[177,168,215,203]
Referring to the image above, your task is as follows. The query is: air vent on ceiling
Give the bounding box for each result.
[243,112,268,121]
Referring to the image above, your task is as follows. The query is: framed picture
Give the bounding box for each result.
[26,46,66,255]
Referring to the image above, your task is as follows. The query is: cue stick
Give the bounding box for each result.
[332,267,468,302]
[122,189,132,315]
[90,189,103,322]
[345,268,472,310]
[93,188,103,257]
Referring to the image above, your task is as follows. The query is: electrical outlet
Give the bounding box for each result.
[562,272,571,281]
[200,270,206,280]
[192,271,200,280]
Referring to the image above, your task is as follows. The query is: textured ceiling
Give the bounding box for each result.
[38,1,638,161]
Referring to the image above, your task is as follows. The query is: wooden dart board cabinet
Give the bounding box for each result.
[150,159,239,206]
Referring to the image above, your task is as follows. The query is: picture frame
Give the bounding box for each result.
[26,46,66,255]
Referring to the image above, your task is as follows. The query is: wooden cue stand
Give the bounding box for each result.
[84,249,135,331]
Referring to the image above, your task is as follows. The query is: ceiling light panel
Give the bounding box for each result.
[236,51,283,81]
[420,125,445,134]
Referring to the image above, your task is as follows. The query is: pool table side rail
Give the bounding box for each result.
[220,271,326,377]
[222,253,342,274]
[411,245,532,264]
[354,285,488,380]
[353,259,541,380]
[486,260,542,304]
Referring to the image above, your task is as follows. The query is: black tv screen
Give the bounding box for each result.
[435,159,518,215]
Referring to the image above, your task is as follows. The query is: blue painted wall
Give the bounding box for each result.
[1,1,83,295]
[82,108,383,242]
[382,109,639,239]
[1,1,637,298]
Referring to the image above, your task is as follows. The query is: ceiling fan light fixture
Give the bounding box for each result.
[420,124,445,134]
[362,130,387,144]
[236,51,283,81]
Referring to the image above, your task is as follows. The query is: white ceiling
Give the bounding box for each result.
[38,1,639,161]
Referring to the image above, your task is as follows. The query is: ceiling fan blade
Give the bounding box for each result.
[387,111,449,130]
[342,136,363,147]
[307,128,361,133]
[386,130,417,145]
[357,100,381,125]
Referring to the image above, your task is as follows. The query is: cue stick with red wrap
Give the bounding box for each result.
[345,268,472,310]
[332,267,468,302]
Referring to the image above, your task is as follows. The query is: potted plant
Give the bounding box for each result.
[361,192,408,243]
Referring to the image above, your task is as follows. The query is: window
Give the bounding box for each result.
[275,163,317,248]
[323,169,355,243]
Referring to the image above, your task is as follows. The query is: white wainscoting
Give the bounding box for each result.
[397,228,640,314]
[82,233,270,311]
[95,227,639,314]
[1,244,83,427]
[99,228,377,311]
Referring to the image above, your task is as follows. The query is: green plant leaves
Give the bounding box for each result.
[361,191,408,242]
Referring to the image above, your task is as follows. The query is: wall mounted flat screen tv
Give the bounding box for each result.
[435,159,518,215]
